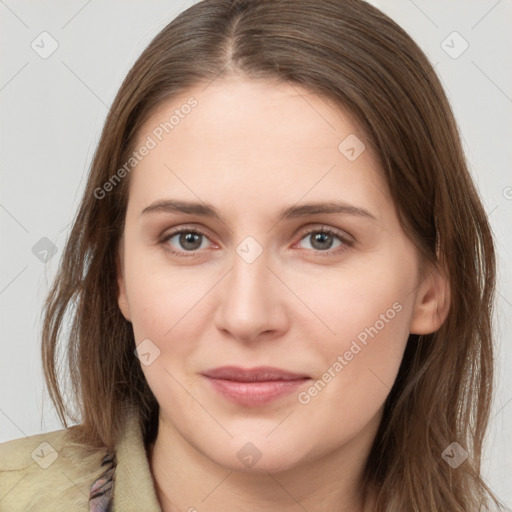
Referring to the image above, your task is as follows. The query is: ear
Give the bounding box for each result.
[116,237,132,322]
[409,264,450,335]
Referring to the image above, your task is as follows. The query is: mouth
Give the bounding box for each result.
[200,366,311,406]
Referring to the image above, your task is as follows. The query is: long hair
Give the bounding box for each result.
[41,0,504,509]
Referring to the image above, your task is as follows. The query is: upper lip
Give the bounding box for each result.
[201,366,310,382]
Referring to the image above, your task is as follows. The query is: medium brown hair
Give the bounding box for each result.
[42,0,504,509]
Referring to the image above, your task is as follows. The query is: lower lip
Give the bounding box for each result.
[203,376,310,406]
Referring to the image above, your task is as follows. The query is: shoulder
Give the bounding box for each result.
[0,427,112,512]
[0,428,67,470]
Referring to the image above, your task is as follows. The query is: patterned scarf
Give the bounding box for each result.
[89,452,116,511]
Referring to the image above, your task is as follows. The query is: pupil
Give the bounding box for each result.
[312,232,332,250]
[181,232,201,250]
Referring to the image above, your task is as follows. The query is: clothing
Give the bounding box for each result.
[0,407,162,511]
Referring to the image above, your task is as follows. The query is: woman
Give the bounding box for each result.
[0,0,506,510]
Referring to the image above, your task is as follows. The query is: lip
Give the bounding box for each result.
[202,365,310,382]
[201,366,311,406]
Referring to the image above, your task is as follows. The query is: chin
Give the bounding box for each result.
[199,435,311,475]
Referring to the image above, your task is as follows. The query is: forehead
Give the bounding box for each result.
[137,77,370,157]
[128,77,391,219]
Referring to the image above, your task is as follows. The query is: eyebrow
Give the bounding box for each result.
[141,199,377,223]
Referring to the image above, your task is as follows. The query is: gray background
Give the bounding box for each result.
[1,0,510,505]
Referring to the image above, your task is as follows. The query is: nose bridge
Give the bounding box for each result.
[228,236,273,307]
[213,235,285,339]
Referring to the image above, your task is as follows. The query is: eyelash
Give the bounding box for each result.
[158,225,354,258]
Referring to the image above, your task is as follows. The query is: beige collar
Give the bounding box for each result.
[112,408,161,511]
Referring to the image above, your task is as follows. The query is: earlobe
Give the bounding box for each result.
[409,265,450,335]
[116,244,132,322]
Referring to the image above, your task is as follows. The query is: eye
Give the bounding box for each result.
[295,227,353,255]
[160,227,213,257]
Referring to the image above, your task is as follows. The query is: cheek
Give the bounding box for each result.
[312,285,410,392]
[296,254,415,430]
[311,254,413,347]
[295,307,410,445]
[123,243,198,338]
[126,259,204,404]
[123,247,213,388]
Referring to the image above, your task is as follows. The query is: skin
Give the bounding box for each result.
[117,77,450,512]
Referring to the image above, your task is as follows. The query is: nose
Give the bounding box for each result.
[213,245,289,343]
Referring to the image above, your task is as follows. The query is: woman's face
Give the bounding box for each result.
[117,77,437,472]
